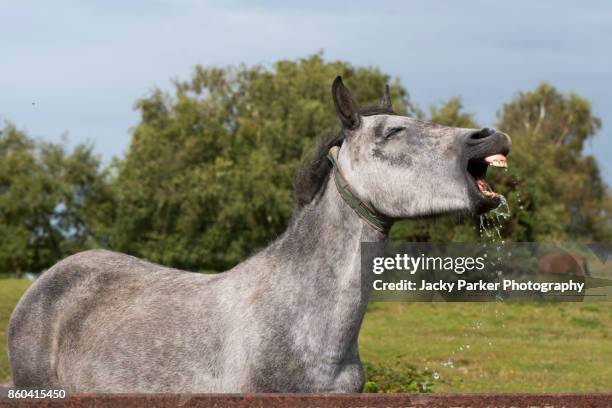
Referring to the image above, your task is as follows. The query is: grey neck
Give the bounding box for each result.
[258,174,388,365]
[274,172,388,276]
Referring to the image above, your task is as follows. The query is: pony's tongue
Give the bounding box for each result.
[477,178,492,193]
[484,154,507,168]
[477,177,498,198]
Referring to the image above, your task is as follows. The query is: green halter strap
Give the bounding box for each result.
[326,146,393,233]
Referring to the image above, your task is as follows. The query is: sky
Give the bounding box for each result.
[1,0,611,183]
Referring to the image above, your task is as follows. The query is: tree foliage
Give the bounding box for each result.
[392,86,610,244]
[0,124,111,275]
[109,55,416,270]
[0,55,609,273]
[493,83,609,242]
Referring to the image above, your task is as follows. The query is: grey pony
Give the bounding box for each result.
[8,77,510,393]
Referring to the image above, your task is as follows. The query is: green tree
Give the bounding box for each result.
[391,86,611,243]
[4,57,607,275]
[110,54,418,271]
[111,60,611,272]
[0,123,111,275]
[492,83,610,241]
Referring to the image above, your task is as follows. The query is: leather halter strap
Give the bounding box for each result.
[326,146,392,233]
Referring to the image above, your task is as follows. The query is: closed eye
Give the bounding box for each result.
[385,126,406,138]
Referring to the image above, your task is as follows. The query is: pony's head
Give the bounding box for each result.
[326,76,511,220]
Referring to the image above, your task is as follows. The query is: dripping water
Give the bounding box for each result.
[479,195,510,241]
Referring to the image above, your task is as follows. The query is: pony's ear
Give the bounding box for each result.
[332,76,361,130]
[380,84,393,110]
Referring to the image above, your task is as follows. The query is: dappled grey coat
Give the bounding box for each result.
[8,77,510,393]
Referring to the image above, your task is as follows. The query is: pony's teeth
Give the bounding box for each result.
[485,154,507,168]
[482,190,499,198]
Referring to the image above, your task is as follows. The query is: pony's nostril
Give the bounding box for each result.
[469,128,496,140]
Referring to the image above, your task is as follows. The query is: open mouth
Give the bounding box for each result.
[467,153,507,202]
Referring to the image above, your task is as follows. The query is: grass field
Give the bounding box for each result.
[360,302,612,392]
[0,279,30,383]
[1,279,610,392]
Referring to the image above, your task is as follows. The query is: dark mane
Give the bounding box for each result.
[293,106,397,208]
[293,131,344,208]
